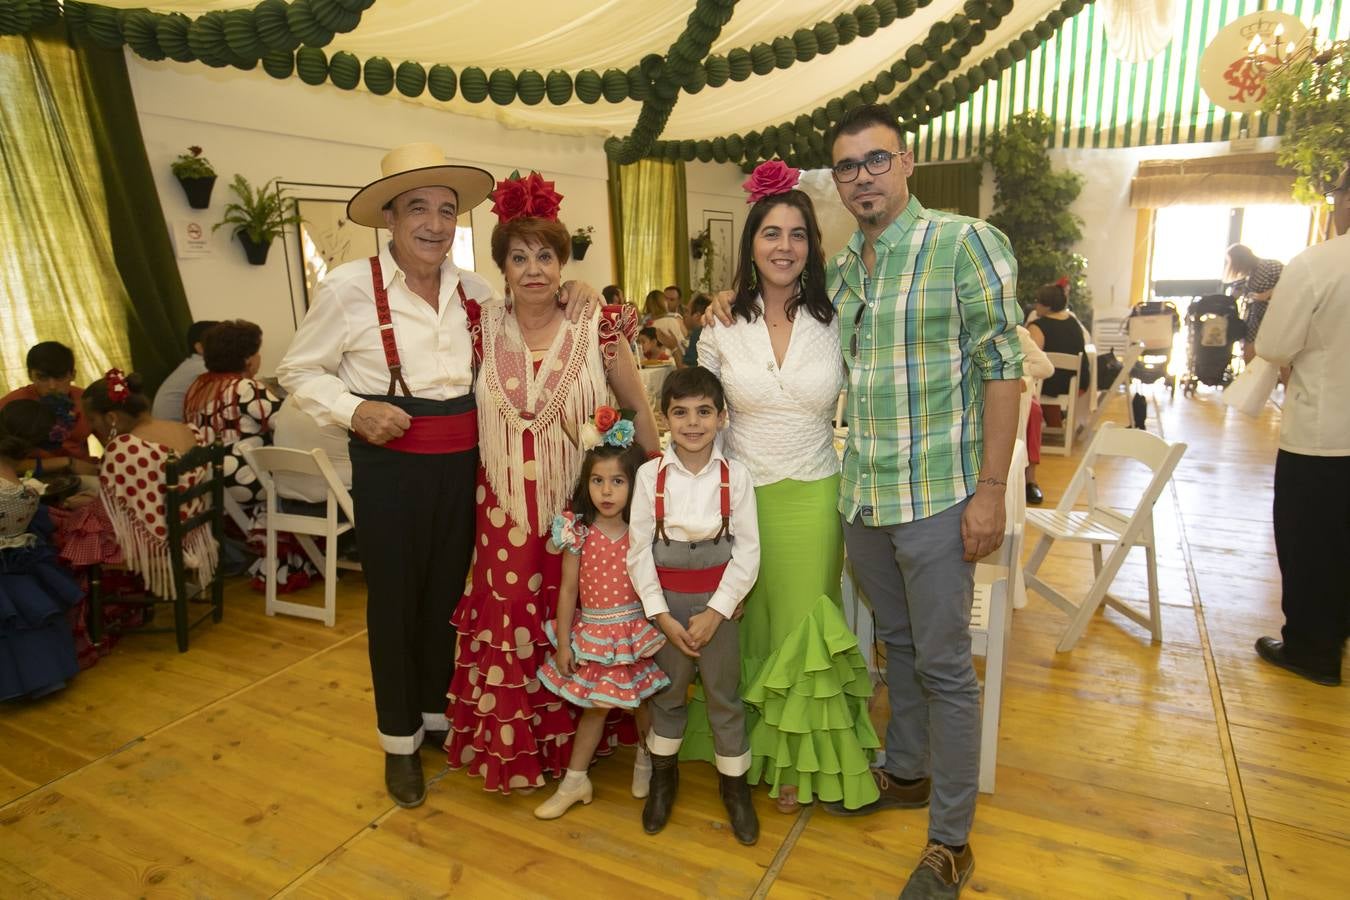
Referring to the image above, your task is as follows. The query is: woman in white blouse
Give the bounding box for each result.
[692,177,880,815]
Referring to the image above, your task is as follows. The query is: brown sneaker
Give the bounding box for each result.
[899,841,975,899]
[823,768,931,817]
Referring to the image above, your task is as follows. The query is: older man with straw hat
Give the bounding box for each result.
[278,143,596,807]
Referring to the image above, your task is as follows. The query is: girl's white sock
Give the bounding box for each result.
[561,768,589,788]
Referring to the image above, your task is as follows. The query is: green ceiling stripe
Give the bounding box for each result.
[1137,52,1154,147]
[1061,12,1077,146]
[1093,14,1109,147]
[964,85,976,159]
[1204,0,1229,142]
[1185,0,1211,142]
[1152,22,1174,144]
[1033,39,1048,144]
[1116,57,1132,147]
[1046,27,1063,149]
[978,76,990,151]
[1171,0,1196,143]
[1075,8,1093,148]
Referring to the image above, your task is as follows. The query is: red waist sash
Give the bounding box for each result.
[656,562,729,594]
[380,410,477,455]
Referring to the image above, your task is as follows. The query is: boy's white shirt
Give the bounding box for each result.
[627,439,760,620]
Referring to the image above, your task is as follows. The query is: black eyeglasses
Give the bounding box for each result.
[850,302,868,359]
[832,150,904,183]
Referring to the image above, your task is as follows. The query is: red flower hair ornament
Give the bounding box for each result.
[742,159,802,204]
[490,170,564,224]
[104,368,129,403]
[1055,276,1070,290]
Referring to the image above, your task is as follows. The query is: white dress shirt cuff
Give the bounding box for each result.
[333,393,364,430]
[640,591,670,619]
[706,591,739,621]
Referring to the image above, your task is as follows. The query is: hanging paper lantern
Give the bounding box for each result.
[814,21,840,54]
[488,68,517,104]
[860,82,879,104]
[856,5,881,36]
[705,54,731,87]
[296,47,330,85]
[694,141,712,163]
[459,65,491,101]
[1021,29,1041,49]
[156,14,194,62]
[874,0,900,27]
[990,0,1013,15]
[811,107,829,129]
[890,59,912,82]
[254,0,299,53]
[954,74,971,96]
[773,35,795,68]
[1061,0,1084,15]
[1009,39,1029,61]
[1047,10,1066,27]
[727,47,753,81]
[428,64,458,100]
[898,0,919,15]
[654,78,680,101]
[749,42,775,75]
[86,6,125,50]
[363,56,394,94]
[995,48,1013,67]
[875,70,896,95]
[309,0,361,33]
[508,68,542,104]
[844,89,863,109]
[905,45,927,67]
[835,12,859,44]
[761,125,780,151]
[793,28,819,62]
[680,140,697,162]
[261,50,294,79]
[964,0,989,18]
[574,69,602,103]
[968,24,988,44]
[711,137,728,164]
[221,10,263,60]
[122,11,166,61]
[286,0,335,48]
[826,97,846,120]
[329,50,361,88]
[188,13,233,67]
[981,57,1001,78]
[396,60,427,97]
[744,130,762,152]
[683,64,707,94]
[725,134,744,158]
[625,66,650,100]
[600,68,627,102]
[1035,20,1056,40]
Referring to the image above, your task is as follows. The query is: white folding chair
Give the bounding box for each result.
[240,446,359,627]
[1023,423,1187,652]
[1039,351,1081,455]
[970,438,1027,793]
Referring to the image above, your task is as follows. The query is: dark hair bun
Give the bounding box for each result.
[0,399,56,460]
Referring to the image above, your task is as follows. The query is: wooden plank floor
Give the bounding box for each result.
[2,388,1345,898]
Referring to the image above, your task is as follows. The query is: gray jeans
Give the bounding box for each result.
[843,499,979,846]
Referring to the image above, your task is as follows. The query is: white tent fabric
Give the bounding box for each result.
[93,0,1064,138]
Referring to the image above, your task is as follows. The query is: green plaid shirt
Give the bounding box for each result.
[828,196,1023,526]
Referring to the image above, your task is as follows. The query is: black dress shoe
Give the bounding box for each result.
[642,753,679,834]
[385,752,427,807]
[421,730,448,753]
[1255,637,1341,687]
[1025,482,1044,505]
[718,773,760,845]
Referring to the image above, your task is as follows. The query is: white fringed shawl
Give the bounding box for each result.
[476,302,614,537]
[99,431,219,601]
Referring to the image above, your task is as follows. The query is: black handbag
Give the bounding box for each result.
[1096,349,1124,386]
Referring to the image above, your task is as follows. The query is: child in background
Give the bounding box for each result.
[637,327,672,366]
[0,400,82,700]
[534,410,670,820]
[627,367,761,845]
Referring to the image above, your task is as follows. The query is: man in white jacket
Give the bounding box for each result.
[1253,165,1350,687]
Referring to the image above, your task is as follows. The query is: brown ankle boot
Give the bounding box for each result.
[642,753,679,834]
[719,773,759,845]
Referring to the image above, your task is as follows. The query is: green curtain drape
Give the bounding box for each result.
[0,26,131,394]
[0,23,192,397]
[909,161,982,218]
[610,158,688,310]
[606,160,625,291]
[76,28,193,396]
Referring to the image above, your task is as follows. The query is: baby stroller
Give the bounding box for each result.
[1127,301,1180,396]
[1182,294,1244,396]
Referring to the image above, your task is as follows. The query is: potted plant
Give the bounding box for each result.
[571,225,595,261]
[171,146,217,209]
[690,228,716,292]
[1261,38,1350,204]
[213,175,304,266]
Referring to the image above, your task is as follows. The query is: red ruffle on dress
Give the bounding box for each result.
[539,526,668,709]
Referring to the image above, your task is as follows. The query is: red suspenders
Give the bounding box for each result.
[653,459,731,545]
[368,255,470,397]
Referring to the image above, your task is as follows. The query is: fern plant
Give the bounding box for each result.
[1261,40,1350,204]
[213,175,303,244]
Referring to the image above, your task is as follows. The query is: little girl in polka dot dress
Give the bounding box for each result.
[534,415,670,820]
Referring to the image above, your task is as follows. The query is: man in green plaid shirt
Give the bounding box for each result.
[823,105,1024,900]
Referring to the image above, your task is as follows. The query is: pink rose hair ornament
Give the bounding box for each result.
[564,404,637,452]
[742,159,802,204]
[490,170,564,224]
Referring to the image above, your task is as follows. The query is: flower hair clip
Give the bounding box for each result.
[577,405,636,451]
[490,170,564,224]
[742,159,801,204]
[1055,276,1070,290]
[105,368,129,402]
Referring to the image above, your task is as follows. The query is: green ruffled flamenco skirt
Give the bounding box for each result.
[681,474,880,809]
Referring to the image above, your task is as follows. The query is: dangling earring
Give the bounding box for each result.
[748,267,757,291]
[107,417,119,439]
[798,269,807,297]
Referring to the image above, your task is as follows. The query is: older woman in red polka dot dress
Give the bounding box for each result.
[443,173,659,793]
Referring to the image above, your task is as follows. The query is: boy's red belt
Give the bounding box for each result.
[656,562,729,594]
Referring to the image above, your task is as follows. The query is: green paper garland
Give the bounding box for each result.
[329,49,360,88]
[295,46,328,85]
[363,55,393,94]
[396,60,426,97]
[460,66,488,103]
[489,68,517,104]
[575,69,602,104]
[428,64,458,101]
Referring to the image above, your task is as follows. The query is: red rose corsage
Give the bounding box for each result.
[575,405,637,451]
[105,368,129,402]
[491,170,564,224]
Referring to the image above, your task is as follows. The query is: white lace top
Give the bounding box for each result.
[698,303,845,487]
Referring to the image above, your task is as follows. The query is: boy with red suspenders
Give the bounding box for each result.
[627,367,761,845]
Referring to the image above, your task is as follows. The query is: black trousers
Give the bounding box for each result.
[349,394,478,752]
[1273,449,1350,663]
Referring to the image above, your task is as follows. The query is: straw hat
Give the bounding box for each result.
[347,142,494,228]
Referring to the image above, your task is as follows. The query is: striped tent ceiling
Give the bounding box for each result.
[33,0,1348,161]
